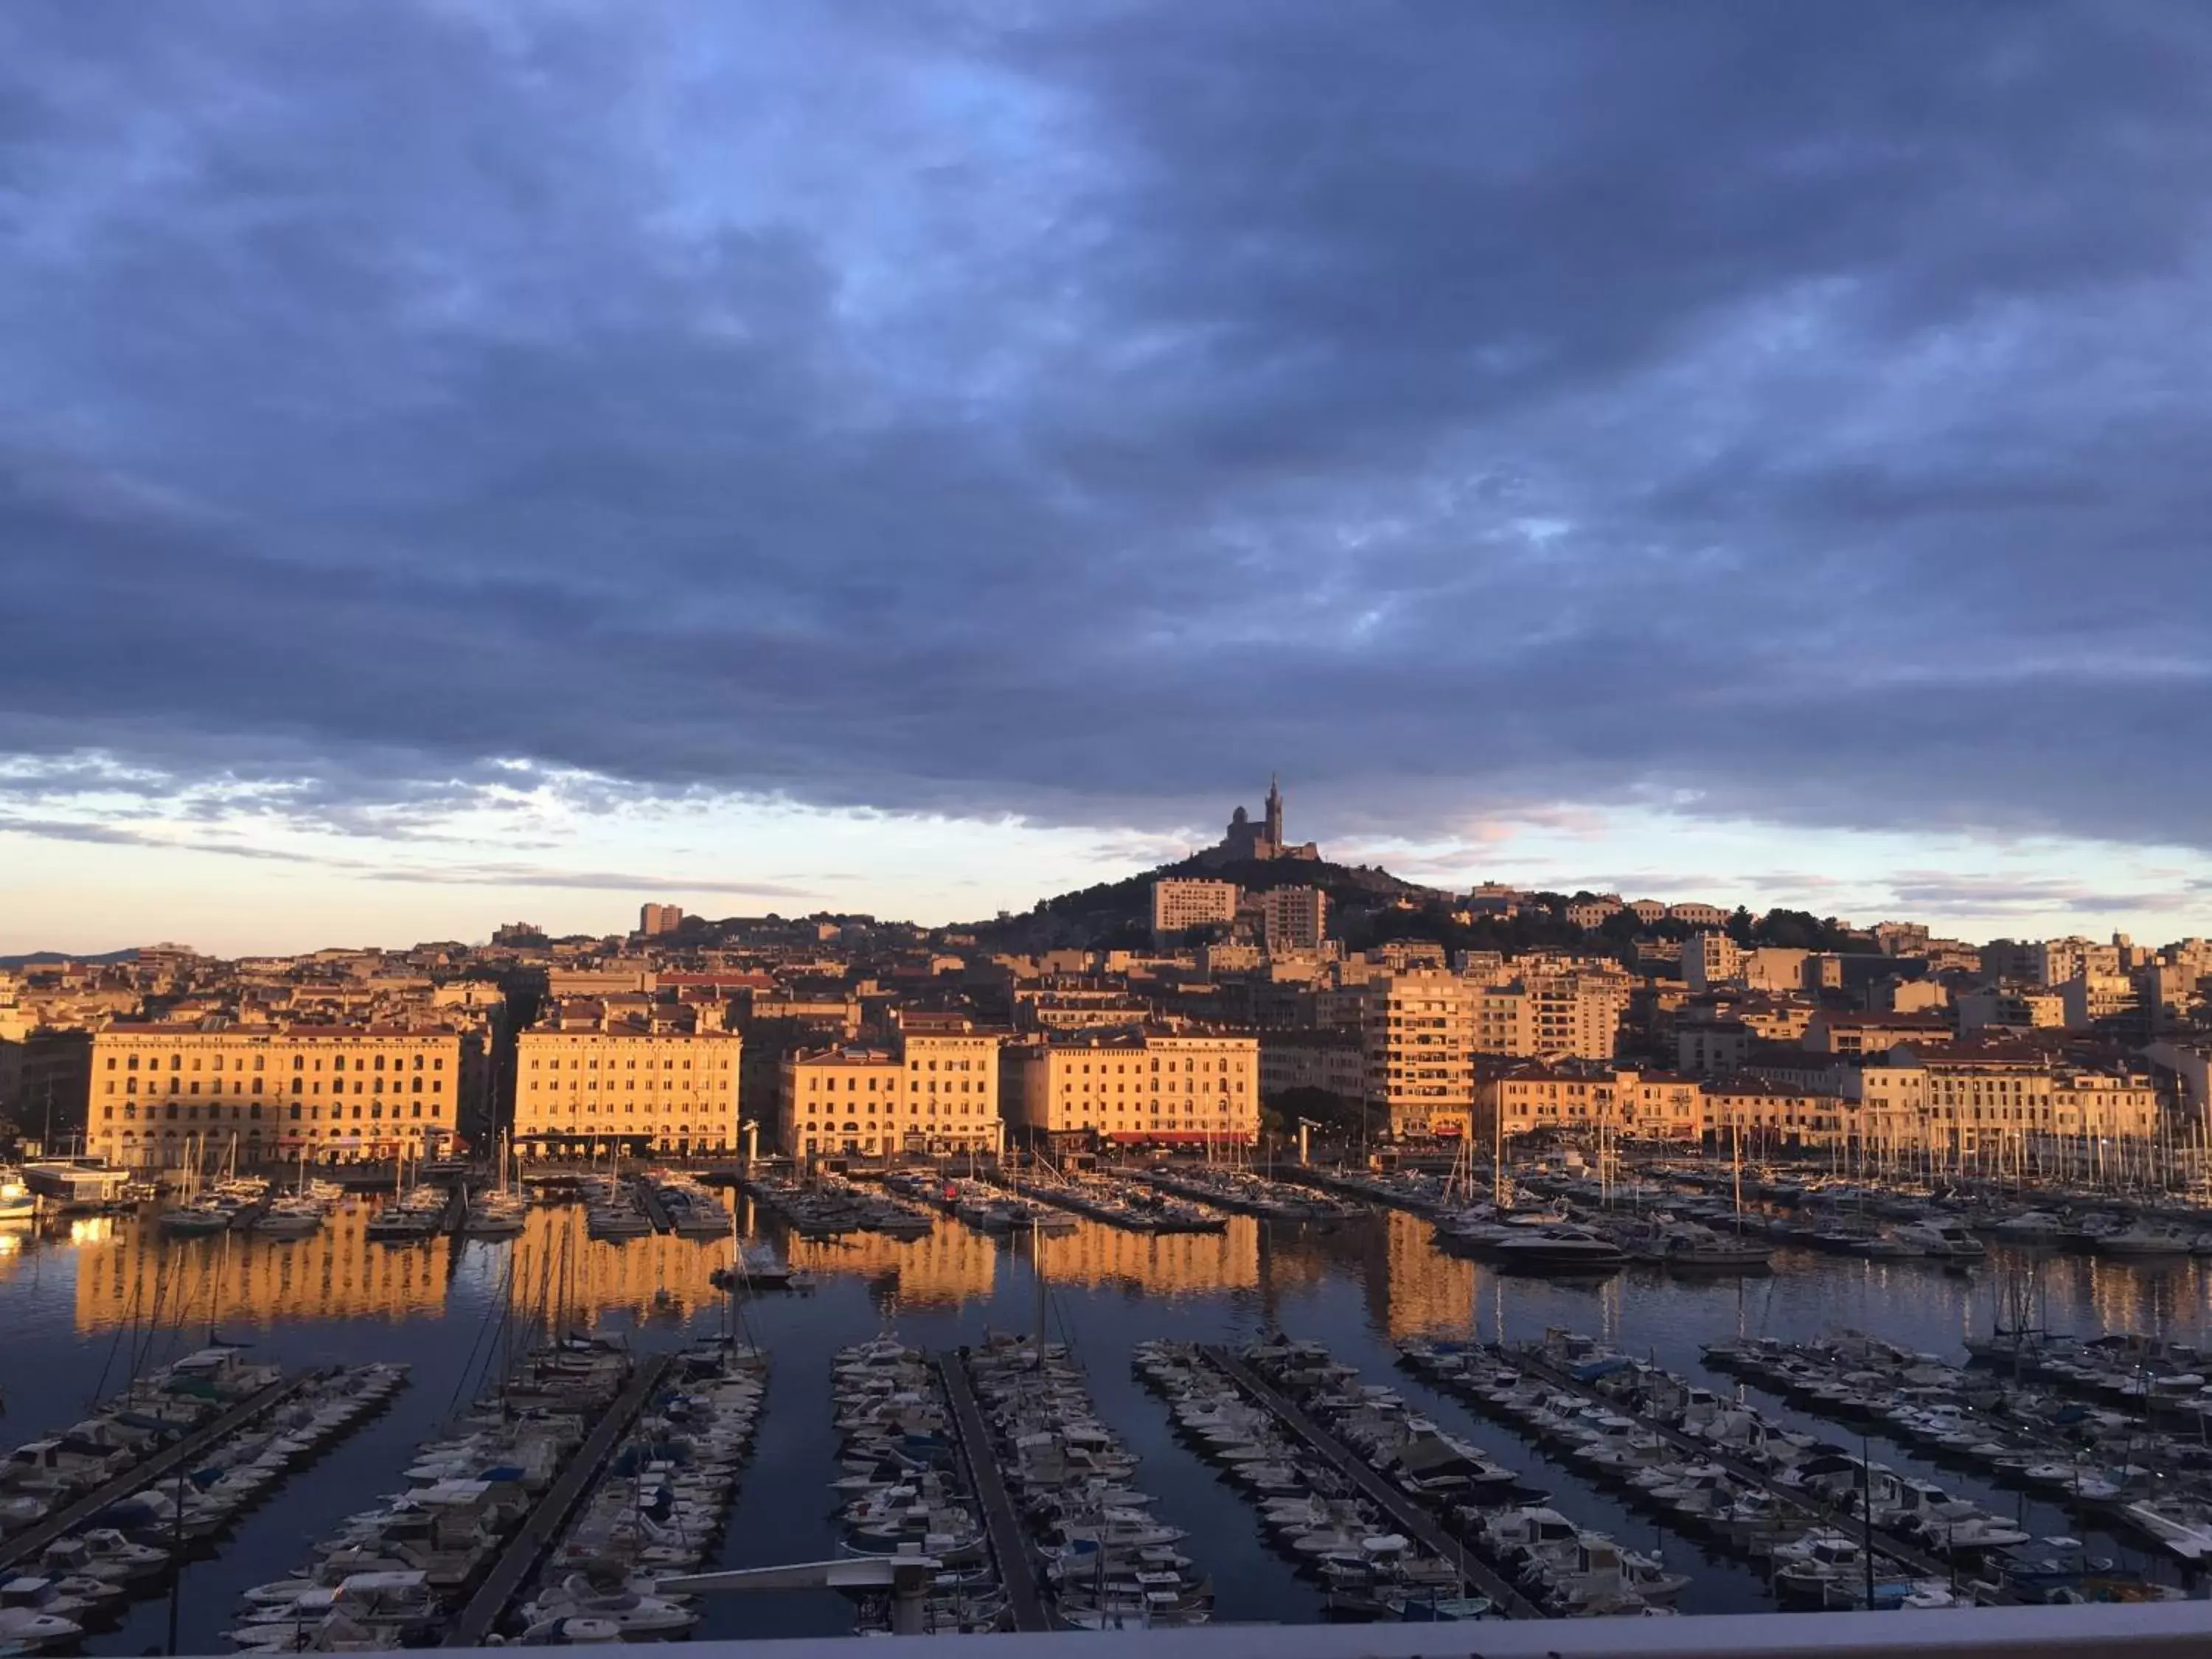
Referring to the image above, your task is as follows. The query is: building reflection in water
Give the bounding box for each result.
[74,1205,453,1332]
[501,1206,720,1325]
[785,1217,998,1307]
[1034,1217,1262,1297]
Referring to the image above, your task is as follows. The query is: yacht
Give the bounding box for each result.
[2093,1220,2201,1257]
[1895,1220,1987,1261]
[252,1197,326,1239]
[1486,1225,1627,1274]
[0,1169,35,1223]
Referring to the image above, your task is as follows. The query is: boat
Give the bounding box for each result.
[0,1169,35,1223]
[1486,1226,1627,1274]
[1629,1218,1771,1273]
[2091,1220,2199,1258]
[1894,1220,1988,1262]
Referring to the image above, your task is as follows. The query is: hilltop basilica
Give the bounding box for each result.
[1197,775,1321,867]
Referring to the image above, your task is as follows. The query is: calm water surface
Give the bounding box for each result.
[2,1197,2207,1648]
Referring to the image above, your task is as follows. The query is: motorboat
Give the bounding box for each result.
[0,1169,35,1223]
[1894,1220,1987,1262]
[1486,1226,1627,1274]
[2093,1221,2199,1258]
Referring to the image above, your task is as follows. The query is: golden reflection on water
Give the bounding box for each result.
[74,1203,454,1331]
[1035,1214,1262,1295]
[1380,1208,1474,1337]
[786,1215,998,1306]
[48,1194,2212,1345]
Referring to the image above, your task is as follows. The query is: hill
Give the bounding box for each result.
[0,947,139,969]
[963,854,1447,953]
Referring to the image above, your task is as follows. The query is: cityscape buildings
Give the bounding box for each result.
[1,780,2207,1173]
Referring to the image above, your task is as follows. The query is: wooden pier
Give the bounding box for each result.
[1495,1344,2010,1604]
[936,1352,1050,1633]
[1200,1345,1544,1620]
[0,1371,319,1571]
[442,1352,675,1646]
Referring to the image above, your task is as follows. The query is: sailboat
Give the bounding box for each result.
[465,1135,529,1237]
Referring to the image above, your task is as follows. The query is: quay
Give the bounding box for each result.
[1495,1344,2008,1603]
[0,1371,319,1571]
[1199,1345,1543,1620]
[442,1352,675,1647]
[936,1353,1049,1633]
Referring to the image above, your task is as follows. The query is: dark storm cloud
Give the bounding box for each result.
[2,1,2209,849]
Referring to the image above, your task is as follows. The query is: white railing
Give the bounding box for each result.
[347,1602,2212,1659]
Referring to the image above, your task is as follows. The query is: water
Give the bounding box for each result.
[2,1199,2208,1648]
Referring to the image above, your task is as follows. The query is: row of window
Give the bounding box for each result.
[805,1075,984,1092]
[796,1100,986,1124]
[109,1051,445,1072]
[529,1057,713,1070]
[104,1099,438,1122]
[112,1077,441,1096]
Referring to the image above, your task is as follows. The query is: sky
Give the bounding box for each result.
[2,1,2210,957]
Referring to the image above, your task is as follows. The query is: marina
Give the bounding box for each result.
[1,1167,2210,1648]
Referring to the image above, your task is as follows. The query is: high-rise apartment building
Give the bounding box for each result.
[1150,878,1240,942]
[1255,886,1328,953]
[1362,969,1475,1138]
[514,1004,741,1157]
[89,1023,467,1168]
[639,902,685,937]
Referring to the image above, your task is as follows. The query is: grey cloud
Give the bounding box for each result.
[359,865,820,899]
[1883,871,2202,918]
[2,2,2211,857]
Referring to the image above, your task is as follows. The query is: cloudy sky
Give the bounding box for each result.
[4,1,2210,956]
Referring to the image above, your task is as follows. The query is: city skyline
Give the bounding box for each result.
[6,6,2212,954]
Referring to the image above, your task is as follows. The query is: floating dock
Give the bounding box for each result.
[1496,1343,2007,1603]
[936,1352,1049,1633]
[0,1372,318,1571]
[442,1352,675,1646]
[1200,1345,1543,1620]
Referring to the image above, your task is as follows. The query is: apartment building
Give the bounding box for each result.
[1150,878,1240,942]
[779,1018,1001,1159]
[1258,1028,1365,1101]
[1361,969,1475,1138]
[639,902,685,937]
[514,1005,742,1158]
[1005,1028,1259,1147]
[1473,1060,1703,1142]
[1804,1010,1952,1055]
[89,1022,467,1168]
[1563,895,1622,929]
[1683,932,1744,991]
[1668,902,1731,928]
[1253,886,1329,953]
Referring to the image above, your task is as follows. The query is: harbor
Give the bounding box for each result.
[1,1165,2210,1649]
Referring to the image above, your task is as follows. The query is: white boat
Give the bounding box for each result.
[2093,1221,2198,1257]
[254,1199,326,1239]
[1894,1220,1987,1261]
[0,1169,35,1223]
[0,1602,84,1652]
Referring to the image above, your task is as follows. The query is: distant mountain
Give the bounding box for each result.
[0,947,139,969]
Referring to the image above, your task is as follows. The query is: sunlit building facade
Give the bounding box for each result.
[1005,1028,1259,1147]
[88,1023,466,1168]
[780,1020,1003,1159]
[514,1010,742,1158]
